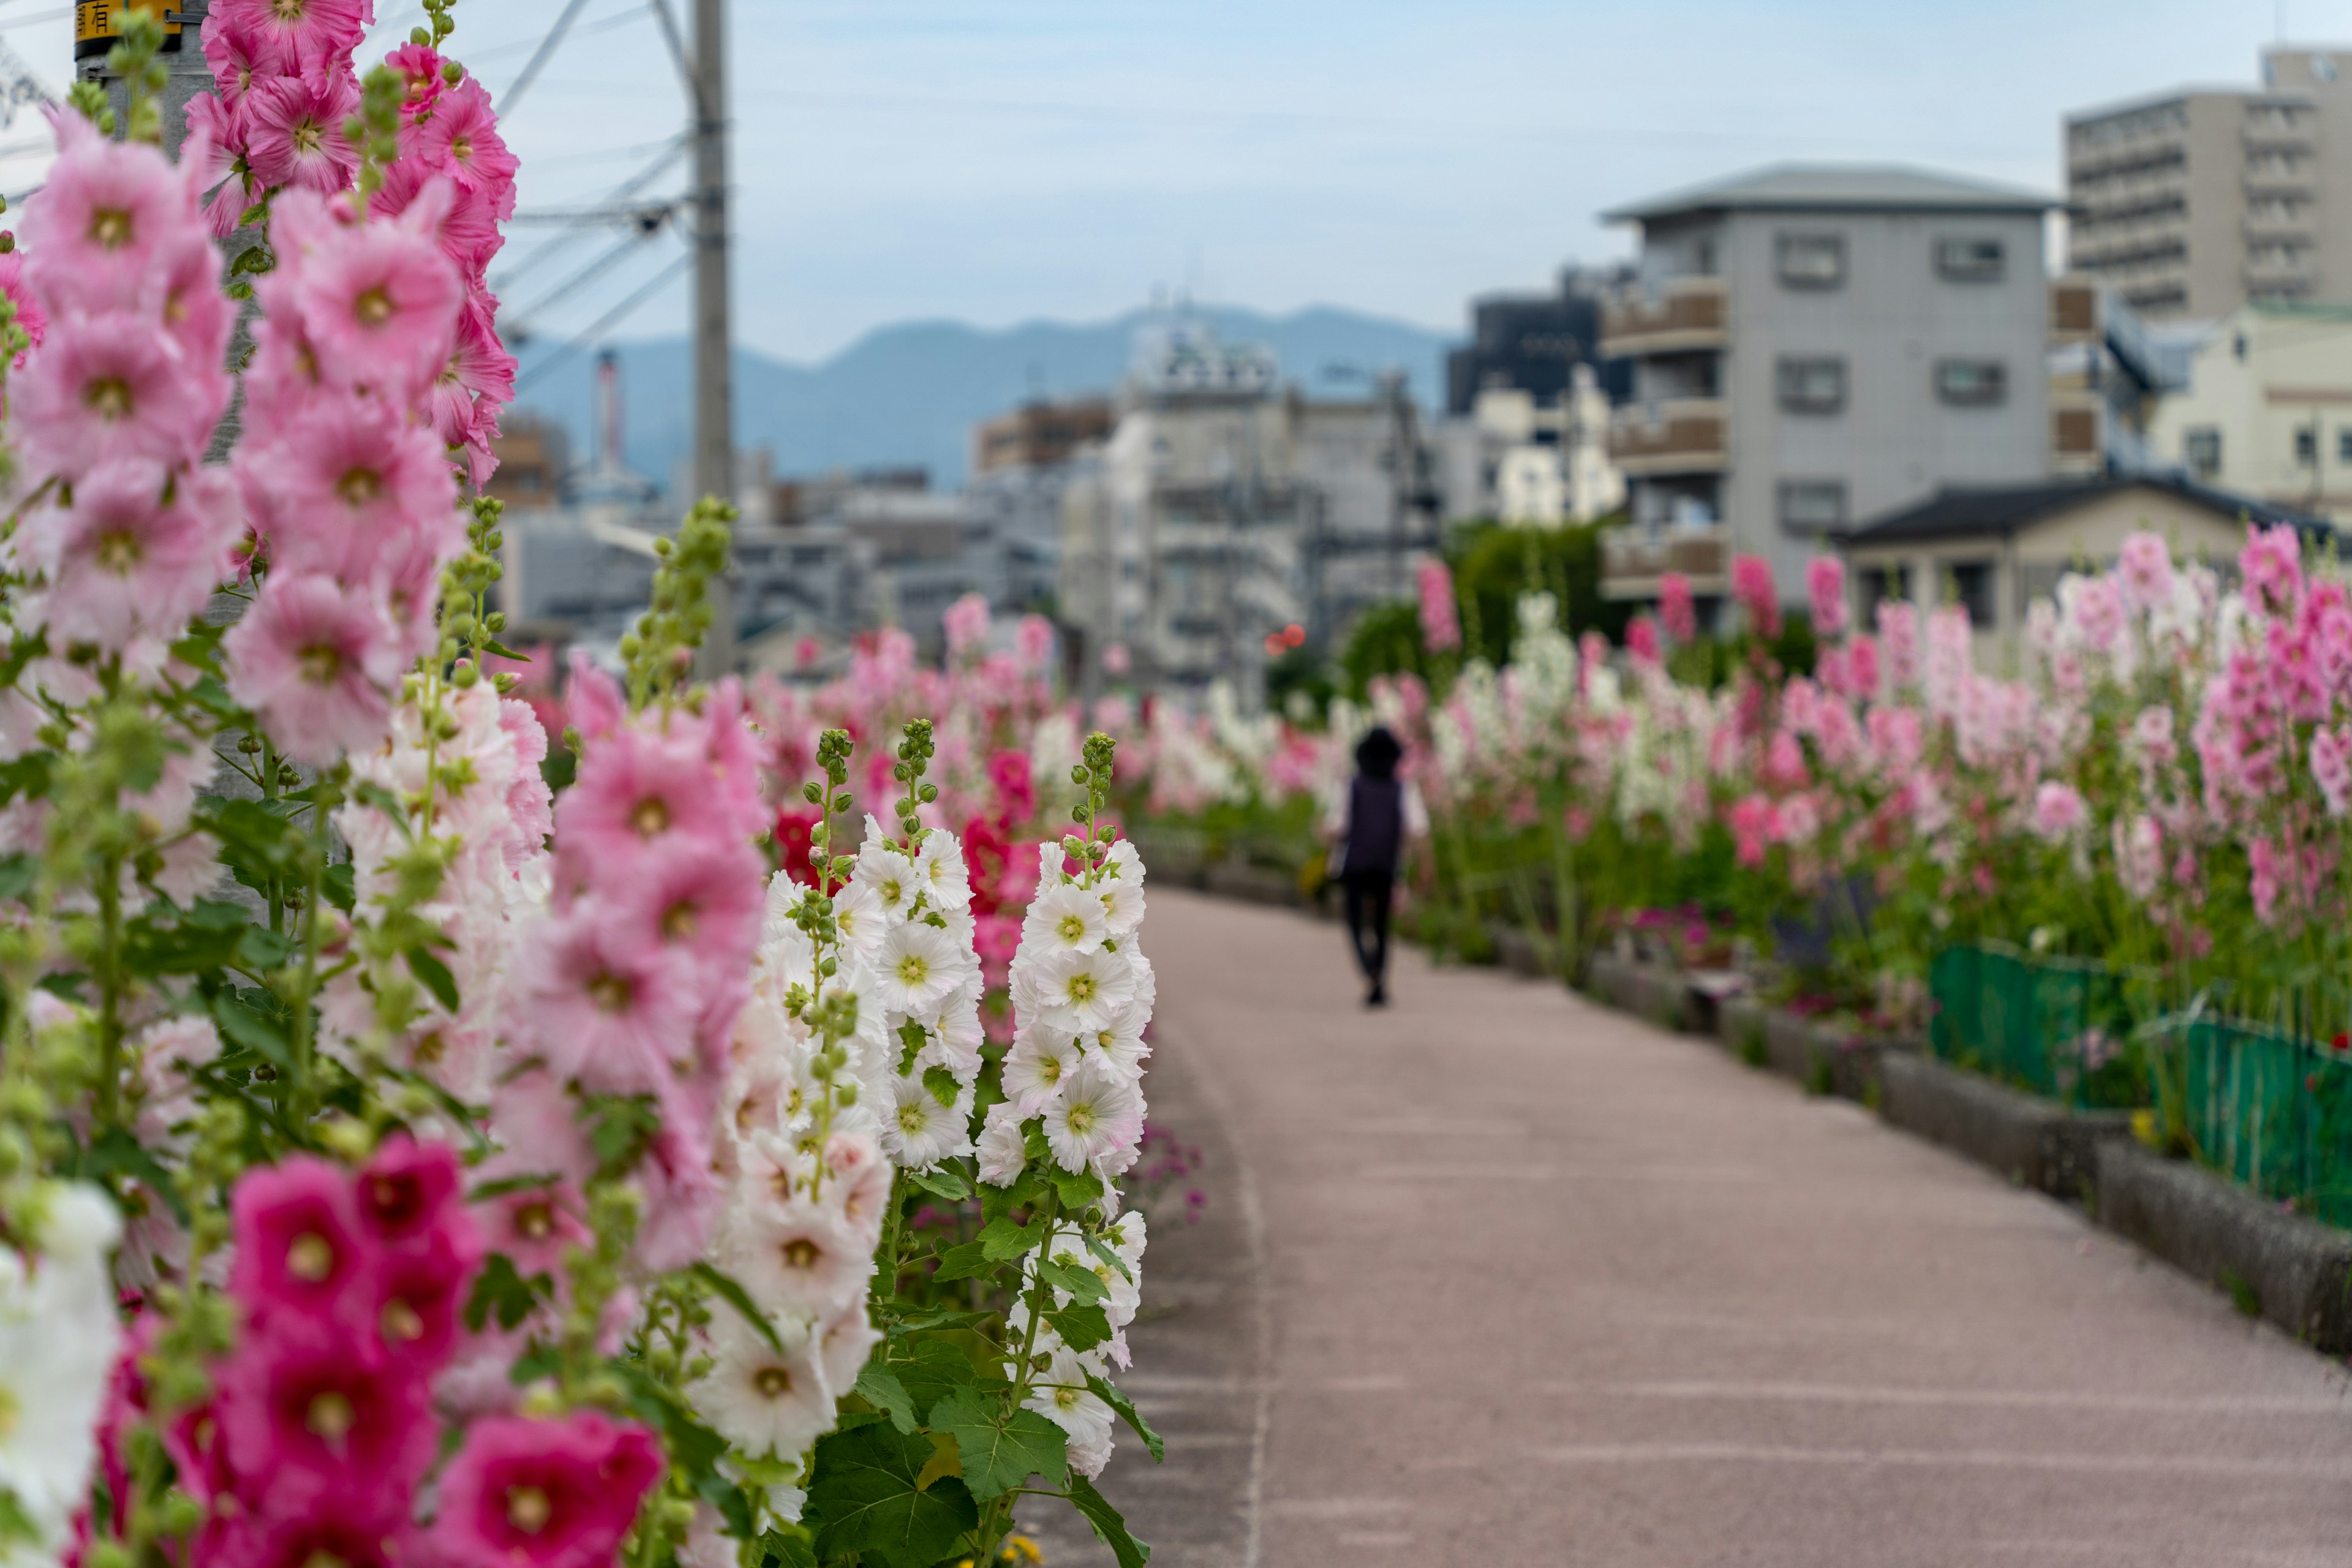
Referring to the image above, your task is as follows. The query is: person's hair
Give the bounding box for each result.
[1355,725,1403,779]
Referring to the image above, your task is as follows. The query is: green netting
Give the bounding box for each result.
[1927,942,2144,1110]
[2151,1017,2352,1227]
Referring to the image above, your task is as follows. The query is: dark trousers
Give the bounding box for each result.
[1341,868,1394,990]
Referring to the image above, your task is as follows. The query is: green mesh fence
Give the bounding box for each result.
[2152,1017,2352,1227]
[1927,943,2145,1110]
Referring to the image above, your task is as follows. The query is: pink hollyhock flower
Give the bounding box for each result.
[215,0,369,75]
[1845,633,1879,699]
[629,1106,722,1273]
[1763,729,1809,790]
[478,1182,591,1283]
[2116,530,2173,612]
[485,1067,597,1191]
[20,120,186,317]
[2313,727,2352,816]
[216,1332,436,1521]
[244,70,361,194]
[2113,813,2163,900]
[552,731,729,892]
[228,1155,375,1332]
[198,8,272,110]
[605,834,765,965]
[224,573,402,765]
[420,306,513,447]
[1773,791,1819,846]
[1659,571,1697,644]
[514,904,703,1095]
[1804,556,1846,638]
[1727,794,1776,868]
[151,230,235,369]
[0,252,47,369]
[2065,573,2125,653]
[563,650,625,744]
[2032,780,2086,839]
[1730,554,1780,638]
[375,159,500,281]
[2241,521,2304,618]
[1623,614,1660,667]
[401,78,519,219]
[1016,612,1054,673]
[295,214,464,403]
[1875,601,1918,688]
[1415,558,1461,652]
[943,590,990,656]
[385,42,446,119]
[26,459,236,652]
[430,1413,662,1568]
[238,300,325,438]
[14,312,221,475]
[246,394,457,582]
[207,1509,404,1568]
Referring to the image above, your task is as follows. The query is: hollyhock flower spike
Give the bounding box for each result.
[1805,556,1847,638]
[431,1413,663,1568]
[1659,571,1697,644]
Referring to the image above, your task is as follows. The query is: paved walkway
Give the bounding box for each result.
[1025,892,2352,1568]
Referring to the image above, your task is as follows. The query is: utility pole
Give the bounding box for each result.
[690,0,737,676]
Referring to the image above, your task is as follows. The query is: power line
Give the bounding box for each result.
[500,0,595,117]
[513,251,691,393]
[511,225,671,325]
[489,135,687,295]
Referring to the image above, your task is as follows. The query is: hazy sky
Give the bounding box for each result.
[6,1,2351,361]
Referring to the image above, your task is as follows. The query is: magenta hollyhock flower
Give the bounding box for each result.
[372,1232,477,1372]
[208,1509,402,1568]
[478,1181,590,1283]
[294,217,464,404]
[244,70,361,194]
[384,42,446,119]
[1804,556,1846,639]
[399,78,518,219]
[1730,554,1780,638]
[214,0,370,76]
[1659,571,1697,644]
[20,122,187,317]
[223,572,402,766]
[14,312,221,476]
[1623,614,1660,667]
[515,904,702,1094]
[228,1155,376,1332]
[1414,557,1460,652]
[431,1413,662,1568]
[26,459,238,652]
[356,1135,468,1252]
[247,395,456,582]
[217,1330,436,1521]
[0,252,47,369]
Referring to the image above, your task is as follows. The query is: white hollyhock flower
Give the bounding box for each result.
[688,1311,838,1460]
[1023,1345,1117,1479]
[1002,1028,1079,1116]
[916,831,972,912]
[975,1100,1029,1187]
[874,920,962,1015]
[830,880,886,965]
[882,1071,973,1168]
[1043,1055,1144,1174]
[932,986,986,1082]
[854,828,919,921]
[1101,838,1145,888]
[1033,946,1136,1034]
[815,1302,882,1398]
[719,1196,872,1317]
[0,1183,123,1562]
[1093,875,1145,939]
[1024,883,1108,956]
[1078,1005,1149,1079]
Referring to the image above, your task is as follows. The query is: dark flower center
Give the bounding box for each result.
[782,1238,821,1270]
[587,971,633,1014]
[505,1486,551,1535]
[631,797,669,837]
[354,286,395,327]
[287,1231,334,1281]
[94,530,141,574]
[337,467,382,506]
[754,1366,792,1398]
[298,644,344,685]
[88,208,132,250]
[84,378,133,420]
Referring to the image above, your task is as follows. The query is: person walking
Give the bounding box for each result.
[1323,725,1427,1007]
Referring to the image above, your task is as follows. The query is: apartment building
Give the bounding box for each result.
[2066,47,2352,320]
[2147,301,2352,521]
[1597,164,2060,609]
[1431,365,1624,526]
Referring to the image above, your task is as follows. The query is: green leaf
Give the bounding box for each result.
[854,1366,919,1434]
[462,1253,551,1332]
[480,640,532,662]
[404,944,461,1012]
[921,1064,959,1108]
[978,1212,1047,1262]
[905,1164,971,1203]
[926,1387,1068,1502]
[889,1338,987,1415]
[805,1420,978,1568]
[929,1239,992,1284]
[0,853,34,901]
[322,862,356,913]
[755,1528,816,1568]
[1037,1256,1109,1306]
[895,1018,929,1074]
[1065,1472,1150,1568]
[1046,1302,1112,1353]
[0,754,50,809]
[582,1094,661,1174]
[691,1261,786,1354]
[1087,1374,1164,1463]
[1085,1232,1136,1284]
[209,990,291,1068]
[234,924,295,971]
[83,1128,188,1224]
[1050,1165,1105,1209]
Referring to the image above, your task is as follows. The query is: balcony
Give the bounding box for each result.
[1600,524,1731,602]
[2051,395,2102,477]
[1599,277,1727,356]
[1608,398,1728,476]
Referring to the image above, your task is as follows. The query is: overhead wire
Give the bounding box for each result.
[500,0,595,116]
[513,250,690,393]
[490,135,686,294]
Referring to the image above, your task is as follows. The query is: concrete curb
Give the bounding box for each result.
[1486,924,1552,981]
[1878,1052,2130,1203]
[1585,952,1697,1031]
[2095,1140,2352,1353]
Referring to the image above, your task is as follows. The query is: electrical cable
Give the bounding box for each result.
[513,249,690,393]
[500,0,594,116]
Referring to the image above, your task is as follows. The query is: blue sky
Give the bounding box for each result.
[6,0,2351,360]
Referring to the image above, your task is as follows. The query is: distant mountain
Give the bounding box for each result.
[508,305,1455,495]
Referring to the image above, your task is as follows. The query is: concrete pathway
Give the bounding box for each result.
[1025,892,2352,1568]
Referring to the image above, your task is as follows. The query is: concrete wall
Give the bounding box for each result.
[2148,304,2352,519]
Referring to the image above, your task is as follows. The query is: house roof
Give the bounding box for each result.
[1604,162,2062,224]
[1833,475,2332,546]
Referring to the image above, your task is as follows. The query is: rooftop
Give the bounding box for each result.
[1834,476,2330,546]
[1603,163,2061,225]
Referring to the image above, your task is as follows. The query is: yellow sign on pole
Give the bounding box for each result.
[75,1,182,47]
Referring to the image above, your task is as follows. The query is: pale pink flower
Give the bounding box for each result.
[1731,554,1779,638]
[2116,531,2173,612]
[243,394,457,582]
[1804,556,1846,638]
[151,230,235,369]
[223,573,401,764]
[20,124,187,317]
[2032,780,2086,839]
[214,0,369,75]
[25,459,236,650]
[399,78,518,219]
[1416,558,1461,652]
[14,312,221,475]
[514,903,701,1095]
[1659,571,1697,644]
[295,212,464,402]
[244,70,361,194]
[2313,727,2352,817]
[2241,522,2304,618]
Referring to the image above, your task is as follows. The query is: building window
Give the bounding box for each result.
[1934,237,2005,281]
[1857,564,1908,624]
[2339,429,2352,464]
[1776,356,1847,413]
[1777,480,1847,532]
[2184,426,2222,479]
[2296,426,2318,466]
[1934,360,2007,406]
[1949,561,1996,630]
[1776,232,1846,289]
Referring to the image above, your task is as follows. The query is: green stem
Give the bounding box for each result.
[93,846,126,1131]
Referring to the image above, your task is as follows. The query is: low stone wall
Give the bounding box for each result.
[1878,1052,2129,1204]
